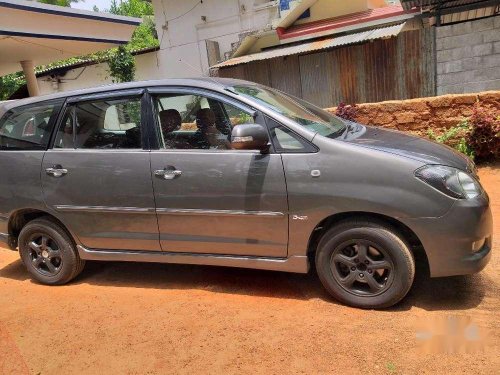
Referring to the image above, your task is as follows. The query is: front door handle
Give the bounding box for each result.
[46,165,68,178]
[154,168,182,180]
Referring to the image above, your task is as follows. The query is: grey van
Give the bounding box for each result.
[0,78,492,308]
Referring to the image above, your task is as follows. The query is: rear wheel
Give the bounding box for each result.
[315,220,415,309]
[18,217,85,285]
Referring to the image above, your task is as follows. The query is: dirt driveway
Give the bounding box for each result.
[1,165,498,375]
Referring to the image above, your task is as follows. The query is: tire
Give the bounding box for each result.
[315,219,415,309]
[18,217,85,285]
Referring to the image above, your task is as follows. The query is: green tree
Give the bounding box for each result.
[38,0,79,6]
[109,0,153,17]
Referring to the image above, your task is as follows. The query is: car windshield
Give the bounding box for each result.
[230,85,346,138]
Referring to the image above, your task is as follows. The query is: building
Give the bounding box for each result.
[150,0,394,78]
[0,0,141,96]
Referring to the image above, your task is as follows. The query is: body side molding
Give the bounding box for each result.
[77,246,309,273]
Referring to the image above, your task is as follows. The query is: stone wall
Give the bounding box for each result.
[325,91,500,135]
[436,16,500,95]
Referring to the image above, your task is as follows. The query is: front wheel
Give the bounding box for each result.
[315,220,415,309]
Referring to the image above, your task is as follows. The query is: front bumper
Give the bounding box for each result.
[402,193,493,277]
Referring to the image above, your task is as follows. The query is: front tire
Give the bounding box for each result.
[315,220,415,309]
[18,217,85,285]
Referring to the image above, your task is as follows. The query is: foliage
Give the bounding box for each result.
[427,103,499,162]
[427,119,474,159]
[0,73,25,101]
[466,103,500,161]
[109,0,154,17]
[335,102,358,122]
[107,46,136,83]
[128,17,159,51]
[38,0,79,6]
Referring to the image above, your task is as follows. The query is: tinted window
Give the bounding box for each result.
[0,102,59,150]
[54,97,142,149]
[154,93,254,150]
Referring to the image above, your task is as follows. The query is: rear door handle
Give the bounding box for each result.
[46,165,68,178]
[154,168,182,180]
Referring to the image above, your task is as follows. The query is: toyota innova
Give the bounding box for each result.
[0,78,492,308]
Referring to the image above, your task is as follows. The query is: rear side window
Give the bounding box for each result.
[53,97,142,149]
[0,102,60,150]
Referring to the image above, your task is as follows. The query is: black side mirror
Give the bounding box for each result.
[231,123,270,152]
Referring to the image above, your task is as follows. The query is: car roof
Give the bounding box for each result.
[0,77,256,112]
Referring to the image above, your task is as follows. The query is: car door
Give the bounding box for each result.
[0,100,63,240]
[41,90,161,251]
[148,88,288,257]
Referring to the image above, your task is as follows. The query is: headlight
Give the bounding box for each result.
[415,165,482,199]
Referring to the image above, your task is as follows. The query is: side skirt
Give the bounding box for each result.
[77,245,309,274]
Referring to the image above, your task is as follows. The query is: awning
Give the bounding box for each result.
[213,23,406,69]
[0,0,141,76]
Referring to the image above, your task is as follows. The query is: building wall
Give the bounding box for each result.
[436,15,500,95]
[326,91,500,134]
[294,0,387,26]
[151,0,278,78]
[217,28,436,107]
[36,52,161,95]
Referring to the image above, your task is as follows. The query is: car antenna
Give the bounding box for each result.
[177,58,228,91]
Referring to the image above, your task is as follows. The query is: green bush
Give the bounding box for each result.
[427,103,499,162]
[427,119,474,159]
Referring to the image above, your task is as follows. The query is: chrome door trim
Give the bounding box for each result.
[54,205,156,214]
[155,208,285,217]
[77,245,308,273]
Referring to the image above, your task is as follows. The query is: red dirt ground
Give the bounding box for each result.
[0,164,498,374]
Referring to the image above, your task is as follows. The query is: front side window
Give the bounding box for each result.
[153,93,255,150]
[0,102,60,150]
[230,85,346,138]
[53,97,142,149]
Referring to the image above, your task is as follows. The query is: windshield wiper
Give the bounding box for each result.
[327,124,348,139]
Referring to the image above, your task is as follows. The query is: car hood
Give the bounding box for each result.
[343,125,473,171]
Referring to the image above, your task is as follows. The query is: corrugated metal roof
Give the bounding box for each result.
[401,0,498,24]
[213,23,406,69]
[400,0,497,11]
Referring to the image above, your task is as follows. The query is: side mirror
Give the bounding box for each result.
[231,123,270,152]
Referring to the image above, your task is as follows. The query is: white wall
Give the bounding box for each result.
[36,51,162,95]
[151,0,278,78]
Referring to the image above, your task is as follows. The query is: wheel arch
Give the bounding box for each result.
[8,209,76,248]
[307,211,429,272]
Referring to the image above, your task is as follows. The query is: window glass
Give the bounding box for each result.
[273,127,305,150]
[54,108,75,149]
[54,97,142,150]
[0,102,59,150]
[154,94,254,150]
[230,85,346,138]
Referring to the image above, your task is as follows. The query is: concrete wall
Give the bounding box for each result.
[326,91,500,134]
[36,52,161,95]
[151,0,278,78]
[436,16,500,95]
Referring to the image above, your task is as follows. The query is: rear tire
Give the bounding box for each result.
[18,217,85,285]
[315,219,415,309]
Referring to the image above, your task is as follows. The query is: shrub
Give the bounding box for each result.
[335,102,358,122]
[466,104,500,161]
[427,119,474,159]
